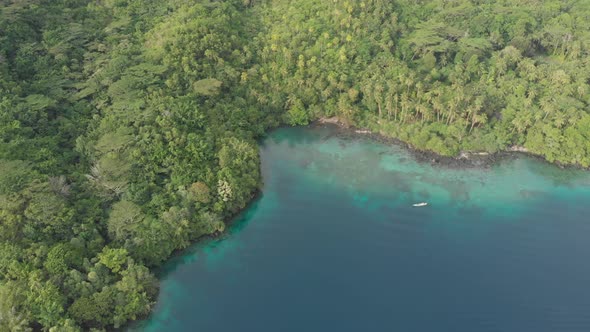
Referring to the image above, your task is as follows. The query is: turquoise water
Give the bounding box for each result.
[132,126,590,332]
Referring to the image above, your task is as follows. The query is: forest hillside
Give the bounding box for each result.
[1,0,589,330]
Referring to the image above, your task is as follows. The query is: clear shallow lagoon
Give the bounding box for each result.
[131,126,590,332]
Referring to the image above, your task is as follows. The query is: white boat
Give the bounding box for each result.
[412,202,428,207]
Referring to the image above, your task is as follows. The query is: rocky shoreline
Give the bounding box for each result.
[314,117,557,170]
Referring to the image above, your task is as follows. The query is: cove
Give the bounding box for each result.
[131,126,590,332]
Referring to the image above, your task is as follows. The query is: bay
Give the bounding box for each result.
[131,126,590,332]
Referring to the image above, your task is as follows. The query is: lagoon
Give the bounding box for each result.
[132,126,590,332]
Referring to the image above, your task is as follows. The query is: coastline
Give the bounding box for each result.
[129,121,590,332]
[128,121,585,331]
[315,117,573,170]
[122,188,263,332]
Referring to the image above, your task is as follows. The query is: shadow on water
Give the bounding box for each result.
[153,194,265,279]
[262,124,332,149]
[522,155,590,188]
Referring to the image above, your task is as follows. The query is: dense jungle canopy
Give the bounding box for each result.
[1,0,589,330]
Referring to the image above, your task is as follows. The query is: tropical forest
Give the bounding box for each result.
[1,0,590,330]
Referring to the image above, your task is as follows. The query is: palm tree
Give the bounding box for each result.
[539,96,555,120]
[469,113,488,133]
[393,93,400,122]
[400,92,410,124]
[385,92,393,121]
[374,81,384,119]
[432,92,444,122]
[553,112,566,128]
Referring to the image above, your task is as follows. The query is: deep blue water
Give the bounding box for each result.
[132,126,590,332]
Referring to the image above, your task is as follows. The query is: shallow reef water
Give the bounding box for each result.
[131,126,590,332]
